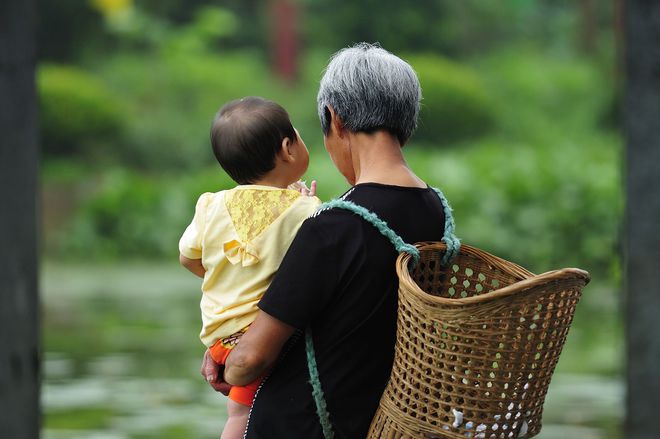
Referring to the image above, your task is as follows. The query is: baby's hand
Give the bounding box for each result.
[305,180,317,197]
[289,180,317,197]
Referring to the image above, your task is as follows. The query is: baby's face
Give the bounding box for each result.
[291,128,310,180]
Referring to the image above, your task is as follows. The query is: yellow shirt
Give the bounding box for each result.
[179,185,321,347]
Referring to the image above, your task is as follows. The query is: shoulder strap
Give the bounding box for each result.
[305,328,335,439]
[315,188,460,267]
[306,187,460,439]
[319,198,421,266]
[430,187,461,265]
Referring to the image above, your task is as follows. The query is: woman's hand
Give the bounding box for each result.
[224,311,295,386]
[200,348,232,395]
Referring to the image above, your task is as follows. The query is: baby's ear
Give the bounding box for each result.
[279,136,295,162]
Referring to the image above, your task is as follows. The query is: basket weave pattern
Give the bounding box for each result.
[367,242,590,439]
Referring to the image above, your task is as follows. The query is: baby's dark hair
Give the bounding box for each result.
[210,96,297,185]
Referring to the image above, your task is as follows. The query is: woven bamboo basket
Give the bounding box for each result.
[366,242,590,439]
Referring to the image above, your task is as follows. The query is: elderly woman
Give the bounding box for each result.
[202,43,446,438]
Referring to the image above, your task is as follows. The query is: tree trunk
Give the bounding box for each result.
[269,0,300,83]
[578,0,597,53]
[613,0,625,80]
[625,1,660,438]
[0,0,40,437]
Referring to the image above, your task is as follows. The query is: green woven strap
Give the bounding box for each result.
[316,189,460,267]
[431,187,461,265]
[305,187,460,439]
[305,329,335,439]
[320,198,421,266]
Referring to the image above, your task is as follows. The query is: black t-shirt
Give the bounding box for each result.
[247,183,446,439]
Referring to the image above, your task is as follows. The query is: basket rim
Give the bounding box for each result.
[396,242,591,306]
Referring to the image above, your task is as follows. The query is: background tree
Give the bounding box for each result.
[38,0,105,61]
[625,0,660,437]
[0,0,40,437]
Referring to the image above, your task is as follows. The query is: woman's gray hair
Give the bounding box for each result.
[317,43,421,145]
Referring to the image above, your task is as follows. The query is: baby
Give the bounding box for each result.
[179,97,321,438]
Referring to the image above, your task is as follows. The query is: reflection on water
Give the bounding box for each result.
[42,263,622,439]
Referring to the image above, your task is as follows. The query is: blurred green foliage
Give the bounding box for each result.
[50,168,232,260]
[408,135,621,278]
[49,135,619,282]
[95,51,272,169]
[38,0,106,61]
[304,0,613,58]
[38,65,125,157]
[303,0,447,53]
[409,55,494,144]
[41,42,621,286]
[477,48,613,141]
[37,0,621,283]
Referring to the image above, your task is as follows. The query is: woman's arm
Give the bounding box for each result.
[224,311,296,386]
[179,254,205,278]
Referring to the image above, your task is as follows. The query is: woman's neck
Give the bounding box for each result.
[349,131,426,188]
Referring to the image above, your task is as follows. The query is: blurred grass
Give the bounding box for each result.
[41,262,622,438]
[45,407,116,430]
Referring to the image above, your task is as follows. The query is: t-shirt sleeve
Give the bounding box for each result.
[258,214,341,330]
[178,192,211,259]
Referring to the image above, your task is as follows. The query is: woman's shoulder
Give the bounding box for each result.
[300,198,367,241]
[303,183,444,240]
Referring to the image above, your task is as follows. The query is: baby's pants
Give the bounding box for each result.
[209,338,263,407]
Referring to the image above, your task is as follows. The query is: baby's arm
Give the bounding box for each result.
[179,254,206,278]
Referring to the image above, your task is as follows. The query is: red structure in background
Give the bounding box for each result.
[270,0,299,83]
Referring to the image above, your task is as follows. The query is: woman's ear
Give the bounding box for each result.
[326,106,345,139]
